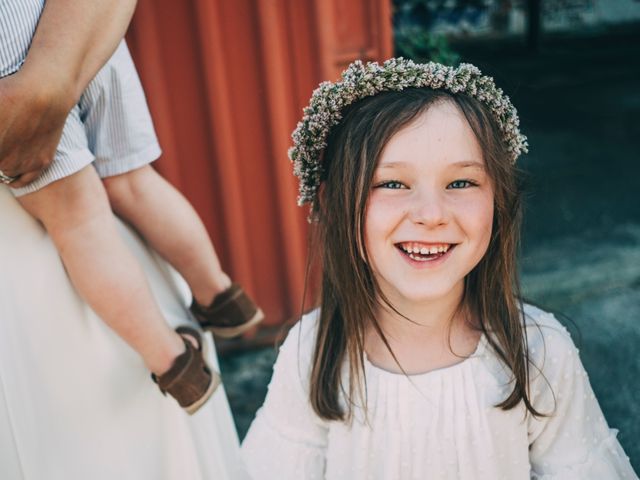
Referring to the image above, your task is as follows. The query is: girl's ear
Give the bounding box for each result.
[357,240,368,265]
[355,204,369,265]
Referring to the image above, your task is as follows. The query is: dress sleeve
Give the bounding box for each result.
[525,309,638,479]
[241,315,328,480]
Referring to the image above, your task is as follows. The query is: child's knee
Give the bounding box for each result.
[102,165,155,214]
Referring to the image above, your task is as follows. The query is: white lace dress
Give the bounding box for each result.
[242,304,637,479]
[0,187,248,480]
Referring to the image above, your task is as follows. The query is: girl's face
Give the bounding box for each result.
[364,101,494,308]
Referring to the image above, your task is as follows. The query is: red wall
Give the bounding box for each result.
[126,0,392,330]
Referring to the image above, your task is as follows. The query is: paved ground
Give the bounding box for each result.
[220,27,640,471]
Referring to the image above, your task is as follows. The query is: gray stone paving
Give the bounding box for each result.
[220,28,640,471]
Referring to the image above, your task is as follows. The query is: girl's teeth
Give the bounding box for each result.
[400,243,451,254]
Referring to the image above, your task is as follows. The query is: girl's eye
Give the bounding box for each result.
[375,180,406,189]
[447,180,476,189]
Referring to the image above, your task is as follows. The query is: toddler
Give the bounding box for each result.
[1,3,262,414]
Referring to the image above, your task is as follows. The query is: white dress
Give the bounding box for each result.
[242,303,638,479]
[0,187,248,480]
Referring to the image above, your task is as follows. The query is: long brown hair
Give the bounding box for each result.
[307,88,542,421]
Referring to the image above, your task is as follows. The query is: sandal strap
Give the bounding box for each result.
[152,328,212,408]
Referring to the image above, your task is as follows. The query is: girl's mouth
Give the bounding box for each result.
[396,242,456,262]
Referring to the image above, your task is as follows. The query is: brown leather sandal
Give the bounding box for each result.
[190,283,264,339]
[152,326,220,415]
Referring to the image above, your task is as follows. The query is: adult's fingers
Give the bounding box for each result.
[8,170,42,189]
[0,155,19,176]
[0,142,55,178]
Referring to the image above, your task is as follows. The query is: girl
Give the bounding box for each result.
[0,1,262,414]
[241,59,637,479]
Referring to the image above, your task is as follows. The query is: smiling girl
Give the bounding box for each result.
[241,59,637,479]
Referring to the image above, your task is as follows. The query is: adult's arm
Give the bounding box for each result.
[0,0,138,188]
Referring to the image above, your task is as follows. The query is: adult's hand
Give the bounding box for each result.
[0,0,138,188]
[0,72,72,188]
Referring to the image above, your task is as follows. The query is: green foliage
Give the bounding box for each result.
[395,25,460,65]
[393,0,463,65]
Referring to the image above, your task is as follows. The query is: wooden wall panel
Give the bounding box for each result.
[126,0,392,332]
[314,0,393,79]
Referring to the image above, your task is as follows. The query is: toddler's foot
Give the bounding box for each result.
[152,326,220,414]
[190,283,264,339]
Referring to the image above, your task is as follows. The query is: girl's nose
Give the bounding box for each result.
[407,188,448,227]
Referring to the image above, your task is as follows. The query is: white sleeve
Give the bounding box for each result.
[241,315,328,480]
[525,309,637,479]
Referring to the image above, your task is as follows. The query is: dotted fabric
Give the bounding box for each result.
[241,305,637,480]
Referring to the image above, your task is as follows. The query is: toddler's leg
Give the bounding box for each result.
[17,166,185,376]
[103,166,264,337]
[102,165,231,307]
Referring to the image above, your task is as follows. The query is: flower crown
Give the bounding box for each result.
[289,57,528,207]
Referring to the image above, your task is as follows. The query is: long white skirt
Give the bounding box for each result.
[0,186,247,479]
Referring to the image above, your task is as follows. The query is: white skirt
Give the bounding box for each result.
[0,187,247,479]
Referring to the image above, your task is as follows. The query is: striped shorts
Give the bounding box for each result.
[1,0,161,196]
